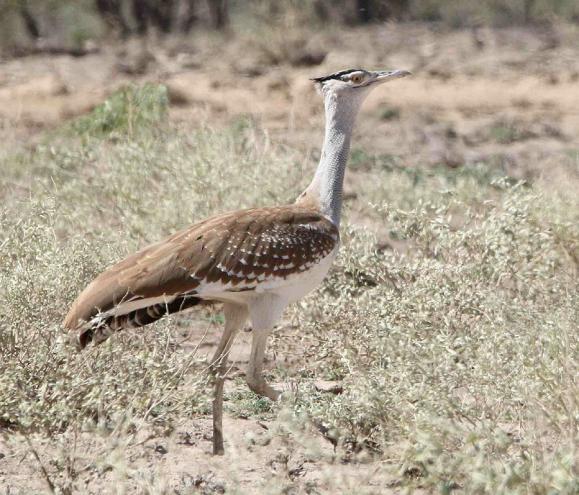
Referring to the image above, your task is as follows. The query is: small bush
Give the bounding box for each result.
[71,83,169,138]
[287,179,578,492]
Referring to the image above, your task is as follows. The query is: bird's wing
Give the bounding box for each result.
[64,205,339,329]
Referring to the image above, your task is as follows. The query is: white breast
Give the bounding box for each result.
[199,246,339,306]
[258,245,338,303]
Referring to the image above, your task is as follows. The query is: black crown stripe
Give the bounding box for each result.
[310,68,365,83]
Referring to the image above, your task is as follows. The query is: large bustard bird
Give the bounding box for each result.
[64,68,410,454]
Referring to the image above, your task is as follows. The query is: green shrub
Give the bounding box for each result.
[71,83,169,138]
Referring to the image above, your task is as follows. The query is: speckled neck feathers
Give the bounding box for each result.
[297,88,367,227]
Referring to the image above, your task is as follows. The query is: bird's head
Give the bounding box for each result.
[312,68,410,103]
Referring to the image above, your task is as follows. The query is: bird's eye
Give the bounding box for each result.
[351,74,364,84]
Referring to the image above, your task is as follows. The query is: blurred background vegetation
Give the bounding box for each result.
[1,0,579,55]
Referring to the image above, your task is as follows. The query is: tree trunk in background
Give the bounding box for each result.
[95,0,130,37]
[357,0,371,23]
[357,0,410,23]
[132,0,184,35]
[523,0,537,24]
[207,0,228,30]
[180,0,197,33]
[312,0,330,21]
[149,0,175,33]
[132,0,149,35]
[19,0,41,40]
[387,0,410,21]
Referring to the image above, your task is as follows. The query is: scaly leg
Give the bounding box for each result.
[211,303,247,455]
[246,327,281,400]
[245,294,288,401]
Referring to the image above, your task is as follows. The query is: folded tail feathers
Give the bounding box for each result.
[73,295,202,349]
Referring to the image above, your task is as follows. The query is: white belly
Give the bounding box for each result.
[266,247,337,303]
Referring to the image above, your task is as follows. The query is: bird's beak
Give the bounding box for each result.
[372,69,412,85]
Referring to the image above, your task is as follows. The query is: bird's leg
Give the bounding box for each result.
[245,294,286,401]
[210,303,247,455]
[246,327,281,401]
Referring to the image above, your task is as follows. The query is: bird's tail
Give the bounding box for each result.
[75,295,202,349]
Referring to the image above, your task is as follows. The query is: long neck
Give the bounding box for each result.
[298,92,361,227]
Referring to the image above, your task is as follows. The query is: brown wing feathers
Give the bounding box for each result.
[65,206,339,347]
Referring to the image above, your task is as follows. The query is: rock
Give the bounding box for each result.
[314,381,343,394]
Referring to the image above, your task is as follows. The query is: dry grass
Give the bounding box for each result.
[286,179,577,492]
[0,75,577,494]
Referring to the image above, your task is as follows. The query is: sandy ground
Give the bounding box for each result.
[0,22,578,494]
[0,325,406,494]
[2,24,578,160]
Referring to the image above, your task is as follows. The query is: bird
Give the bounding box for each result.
[64,67,411,455]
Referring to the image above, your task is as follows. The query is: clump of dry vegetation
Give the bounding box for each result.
[1,83,577,493]
[289,178,577,492]
[0,84,301,427]
[0,85,306,491]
